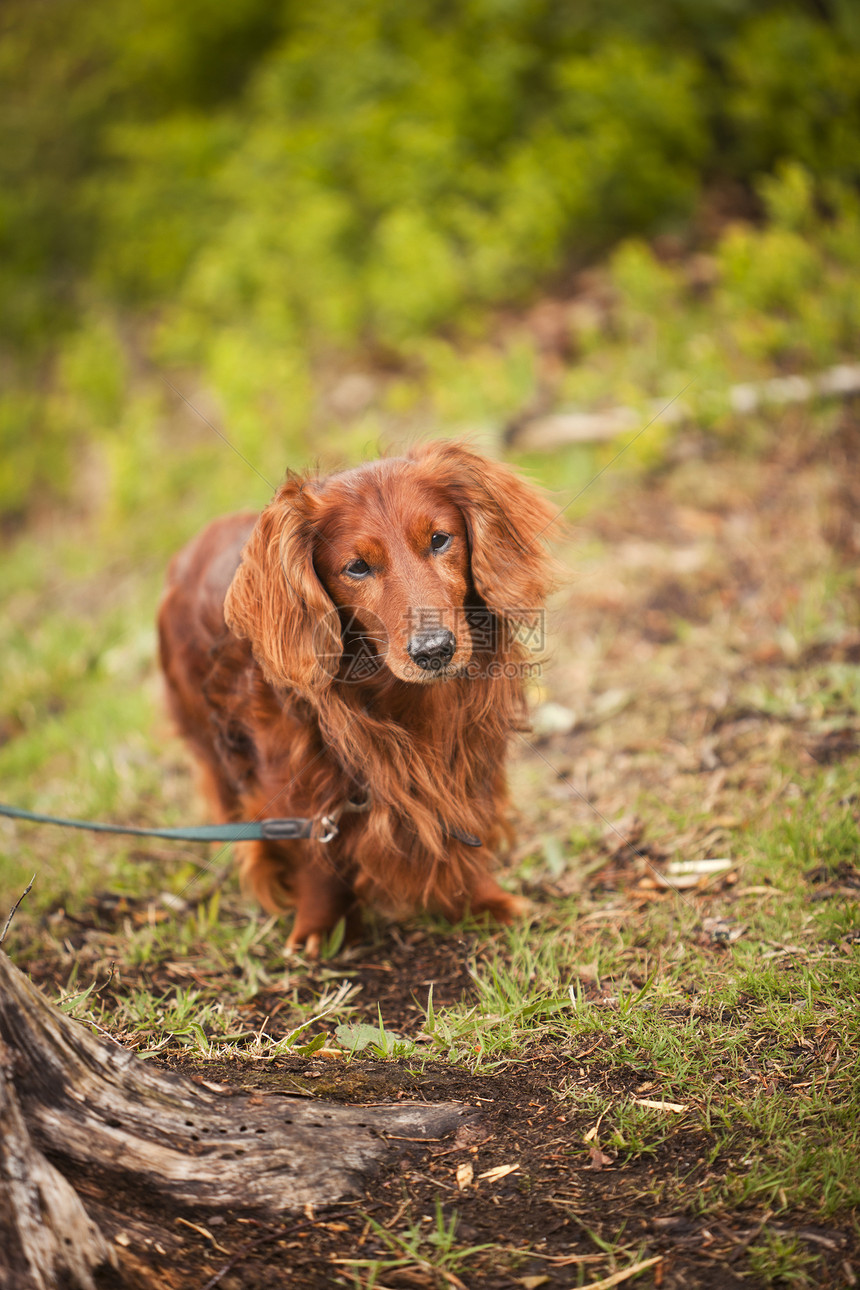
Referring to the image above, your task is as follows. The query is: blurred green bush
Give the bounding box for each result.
[1,0,859,518]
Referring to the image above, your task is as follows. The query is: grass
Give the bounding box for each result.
[4,606,857,1281]
[5,726,857,1285]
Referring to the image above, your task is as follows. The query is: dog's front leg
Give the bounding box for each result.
[285,853,362,958]
[238,839,360,957]
[463,866,527,925]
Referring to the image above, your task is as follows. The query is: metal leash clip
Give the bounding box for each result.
[316,793,370,844]
[317,814,340,844]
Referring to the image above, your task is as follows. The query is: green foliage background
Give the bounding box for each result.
[1,0,860,519]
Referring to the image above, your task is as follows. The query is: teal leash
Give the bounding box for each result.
[0,798,482,848]
[0,803,330,844]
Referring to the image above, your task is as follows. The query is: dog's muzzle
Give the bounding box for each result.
[407,628,456,672]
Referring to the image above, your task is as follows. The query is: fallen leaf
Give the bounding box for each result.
[455,1161,473,1190]
[653,868,735,889]
[632,1098,688,1113]
[334,1021,404,1052]
[585,1256,663,1289]
[668,857,733,875]
[477,1163,520,1182]
[518,1278,550,1289]
[453,1122,491,1150]
[587,1145,613,1169]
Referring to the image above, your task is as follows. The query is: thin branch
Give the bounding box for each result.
[0,875,35,946]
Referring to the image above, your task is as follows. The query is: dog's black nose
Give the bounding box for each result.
[407,628,456,672]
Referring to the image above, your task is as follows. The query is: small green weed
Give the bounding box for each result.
[341,1199,493,1289]
[747,1229,822,1287]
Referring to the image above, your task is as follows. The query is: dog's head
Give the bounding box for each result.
[224,441,557,693]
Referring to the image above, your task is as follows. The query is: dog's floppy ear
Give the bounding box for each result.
[411,440,559,612]
[224,474,341,693]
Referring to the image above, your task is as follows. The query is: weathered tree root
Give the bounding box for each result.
[0,950,473,1289]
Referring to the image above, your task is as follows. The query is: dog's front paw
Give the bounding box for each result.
[285,927,324,959]
[284,900,363,960]
[468,881,529,925]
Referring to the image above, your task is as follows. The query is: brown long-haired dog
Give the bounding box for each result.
[158,440,556,953]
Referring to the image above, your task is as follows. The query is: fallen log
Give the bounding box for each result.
[508,362,860,450]
[0,950,472,1289]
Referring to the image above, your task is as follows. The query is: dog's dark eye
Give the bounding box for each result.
[430,532,452,553]
[345,558,371,579]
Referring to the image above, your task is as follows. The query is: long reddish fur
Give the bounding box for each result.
[157,440,556,951]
